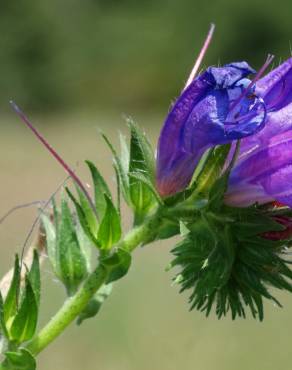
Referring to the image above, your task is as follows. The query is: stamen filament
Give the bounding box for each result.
[184,23,215,89]
[229,54,274,113]
[10,101,96,214]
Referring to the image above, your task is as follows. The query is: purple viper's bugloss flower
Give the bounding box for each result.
[156,62,267,196]
[226,57,292,207]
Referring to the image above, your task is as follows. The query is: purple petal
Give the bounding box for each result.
[230,130,292,183]
[261,165,292,207]
[225,183,272,206]
[256,57,292,110]
[156,62,265,196]
[156,77,211,174]
[234,102,292,166]
[227,129,292,206]
[207,62,256,88]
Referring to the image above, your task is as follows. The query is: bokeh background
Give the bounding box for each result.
[1,0,292,369]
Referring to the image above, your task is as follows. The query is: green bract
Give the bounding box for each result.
[0,252,40,347]
[41,198,89,296]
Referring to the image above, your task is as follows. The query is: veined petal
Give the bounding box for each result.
[233,103,292,166]
[230,129,292,184]
[262,165,292,207]
[256,57,292,111]
[156,77,211,174]
[156,62,264,196]
[206,62,255,88]
[156,149,204,197]
[227,128,292,207]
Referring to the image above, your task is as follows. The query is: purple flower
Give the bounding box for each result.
[226,57,292,207]
[156,62,267,196]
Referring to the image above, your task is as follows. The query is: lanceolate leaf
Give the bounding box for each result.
[102,133,130,203]
[129,122,156,223]
[3,255,20,327]
[28,250,41,307]
[41,214,57,271]
[114,165,121,215]
[9,277,38,343]
[207,171,230,211]
[85,160,111,218]
[129,172,162,205]
[97,195,121,250]
[192,144,231,196]
[66,188,100,247]
[0,291,8,337]
[57,198,88,295]
[76,185,99,235]
[119,132,130,176]
[128,119,155,181]
[207,142,241,211]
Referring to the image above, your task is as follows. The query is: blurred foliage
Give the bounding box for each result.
[0,0,291,114]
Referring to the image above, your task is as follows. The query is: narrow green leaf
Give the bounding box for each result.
[207,142,241,211]
[127,119,155,181]
[76,185,99,234]
[4,255,20,327]
[129,172,162,205]
[85,160,111,218]
[77,283,113,325]
[66,187,100,247]
[192,144,231,196]
[0,291,8,337]
[28,250,41,307]
[114,164,121,215]
[102,133,130,203]
[128,122,156,223]
[207,172,230,211]
[76,222,92,272]
[41,213,57,271]
[9,277,38,343]
[98,195,122,249]
[51,197,59,231]
[57,198,88,295]
[4,348,36,370]
[119,132,130,175]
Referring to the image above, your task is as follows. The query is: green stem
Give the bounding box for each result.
[23,210,162,356]
[26,265,107,355]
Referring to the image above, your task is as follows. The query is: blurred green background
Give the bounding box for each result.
[1,0,292,369]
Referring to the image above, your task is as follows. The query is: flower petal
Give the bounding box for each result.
[156,62,262,196]
[234,102,292,166]
[261,165,292,207]
[227,129,292,207]
[256,57,292,110]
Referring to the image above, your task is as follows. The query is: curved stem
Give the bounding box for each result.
[23,210,162,356]
[26,265,108,355]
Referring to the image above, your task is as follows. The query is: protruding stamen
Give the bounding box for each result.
[10,101,96,214]
[229,54,274,113]
[184,23,215,89]
[268,79,286,110]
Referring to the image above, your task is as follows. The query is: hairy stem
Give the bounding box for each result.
[23,210,162,356]
[25,265,108,355]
